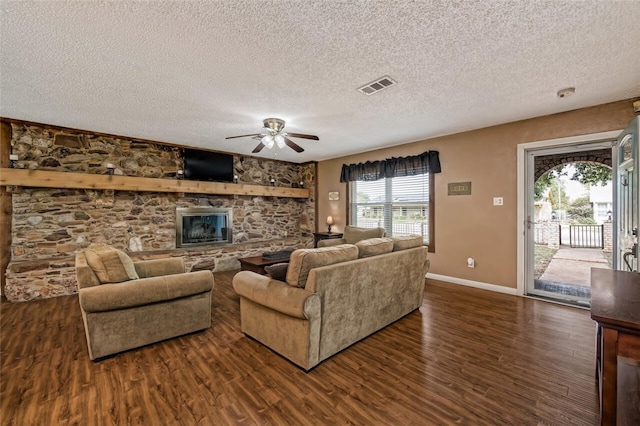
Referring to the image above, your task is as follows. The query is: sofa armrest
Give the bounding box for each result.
[317,238,346,248]
[134,257,185,278]
[232,271,320,320]
[79,270,213,313]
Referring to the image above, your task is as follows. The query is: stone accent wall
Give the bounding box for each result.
[5,123,316,302]
[5,238,311,302]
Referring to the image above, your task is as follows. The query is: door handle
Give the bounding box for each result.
[526,216,534,230]
[623,251,635,271]
[623,243,637,272]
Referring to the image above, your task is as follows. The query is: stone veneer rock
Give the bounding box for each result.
[5,123,316,302]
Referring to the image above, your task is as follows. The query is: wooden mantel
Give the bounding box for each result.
[0,168,310,198]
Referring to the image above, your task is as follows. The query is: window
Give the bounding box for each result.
[350,172,434,249]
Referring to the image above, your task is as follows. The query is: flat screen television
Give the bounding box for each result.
[183,148,234,182]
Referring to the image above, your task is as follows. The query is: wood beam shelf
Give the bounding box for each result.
[0,168,310,199]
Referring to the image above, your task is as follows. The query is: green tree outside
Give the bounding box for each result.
[567,195,596,224]
[534,163,611,206]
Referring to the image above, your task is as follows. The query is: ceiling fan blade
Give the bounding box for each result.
[225,133,262,139]
[286,132,319,141]
[252,142,266,153]
[284,136,304,153]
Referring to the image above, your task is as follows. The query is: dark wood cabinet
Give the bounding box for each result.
[591,268,640,426]
[313,232,343,248]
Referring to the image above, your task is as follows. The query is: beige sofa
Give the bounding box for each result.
[233,236,429,370]
[317,225,386,247]
[76,245,214,360]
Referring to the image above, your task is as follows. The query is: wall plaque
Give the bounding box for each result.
[448,182,471,196]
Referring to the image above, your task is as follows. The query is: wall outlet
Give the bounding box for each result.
[493,197,503,206]
[467,257,475,268]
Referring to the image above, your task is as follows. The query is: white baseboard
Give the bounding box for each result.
[426,273,518,296]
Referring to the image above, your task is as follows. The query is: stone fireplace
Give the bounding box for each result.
[176,207,232,247]
[2,121,317,302]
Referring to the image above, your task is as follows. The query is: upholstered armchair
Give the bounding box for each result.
[316,225,386,247]
[76,244,214,360]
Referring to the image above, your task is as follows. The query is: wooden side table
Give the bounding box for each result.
[313,232,344,247]
[239,255,290,275]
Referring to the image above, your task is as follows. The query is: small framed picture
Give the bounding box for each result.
[328,191,340,201]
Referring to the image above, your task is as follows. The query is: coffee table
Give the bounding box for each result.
[239,255,290,275]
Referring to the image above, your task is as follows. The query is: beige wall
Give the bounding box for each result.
[317,99,638,289]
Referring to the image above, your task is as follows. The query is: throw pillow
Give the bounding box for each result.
[391,235,424,251]
[355,237,394,258]
[343,226,386,244]
[265,263,289,281]
[83,243,139,284]
[286,244,359,288]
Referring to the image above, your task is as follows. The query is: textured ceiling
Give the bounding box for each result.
[1,1,639,163]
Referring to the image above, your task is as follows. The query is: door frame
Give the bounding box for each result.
[516,130,621,296]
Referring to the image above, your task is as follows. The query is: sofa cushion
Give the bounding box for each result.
[265,263,289,281]
[355,237,394,258]
[79,270,213,312]
[83,243,139,284]
[392,235,424,251]
[343,226,386,244]
[286,244,359,288]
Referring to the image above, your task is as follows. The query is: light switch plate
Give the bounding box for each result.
[493,197,503,206]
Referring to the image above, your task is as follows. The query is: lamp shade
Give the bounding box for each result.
[326,216,334,225]
[262,135,275,149]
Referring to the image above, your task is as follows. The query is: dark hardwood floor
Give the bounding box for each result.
[1,271,599,425]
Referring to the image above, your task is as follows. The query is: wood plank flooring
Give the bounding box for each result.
[1,271,599,425]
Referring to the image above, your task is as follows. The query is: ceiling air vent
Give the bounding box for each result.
[357,75,397,96]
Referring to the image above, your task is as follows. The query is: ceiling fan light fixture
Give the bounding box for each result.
[262,134,274,148]
[274,134,285,148]
[227,117,318,154]
[263,118,285,133]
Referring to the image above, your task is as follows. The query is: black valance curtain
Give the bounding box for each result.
[339,151,440,182]
[339,160,384,182]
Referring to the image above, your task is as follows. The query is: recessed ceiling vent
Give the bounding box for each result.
[358,75,397,95]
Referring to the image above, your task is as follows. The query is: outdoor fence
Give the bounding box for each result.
[563,224,604,249]
[534,221,608,250]
[358,219,427,238]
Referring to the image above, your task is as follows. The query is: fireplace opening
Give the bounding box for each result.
[176,207,232,248]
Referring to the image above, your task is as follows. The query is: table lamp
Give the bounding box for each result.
[326,216,334,233]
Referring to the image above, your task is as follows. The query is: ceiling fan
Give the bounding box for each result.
[226,118,319,153]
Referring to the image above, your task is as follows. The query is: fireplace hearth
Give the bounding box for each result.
[176,207,232,247]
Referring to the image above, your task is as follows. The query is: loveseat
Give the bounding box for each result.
[233,235,429,370]
[76,244,214,360]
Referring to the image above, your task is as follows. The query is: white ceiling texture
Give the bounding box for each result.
[1,1,639,163]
